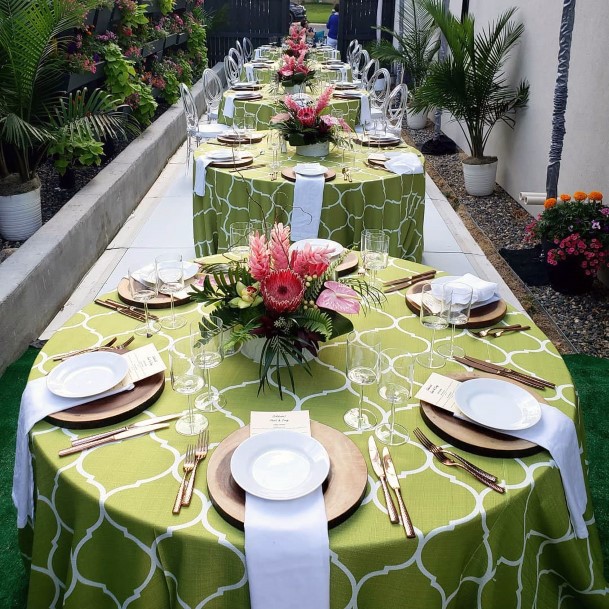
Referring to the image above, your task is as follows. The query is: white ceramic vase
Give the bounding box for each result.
[462,160,498,197]
[283,84,305,95]
[295,141,330,157]
[0,185,42,241]
[406,108,428,130]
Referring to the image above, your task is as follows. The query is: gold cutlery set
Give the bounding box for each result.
[52,335,135,361]
[472,324,530,338]
[383,270,437,293]
[95,298,159,323]
[173,429,209,514]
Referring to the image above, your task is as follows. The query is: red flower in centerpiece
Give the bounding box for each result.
[297,106,316,127]
[261,269,305,314]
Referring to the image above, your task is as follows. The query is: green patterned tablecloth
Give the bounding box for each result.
[21,257,608,608]
[218,84,361,130]
[193,139,425,261]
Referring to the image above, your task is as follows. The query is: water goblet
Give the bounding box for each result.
[415,283,448,369]
[192,316,226,411]
[364,229,389,288]
[128,267,160,337]
[344,330,380,431]
[170,350,207,436]
[376,349,412,445]
[155,253,186,330]
[229,222,252,258]
[436,282,473,360]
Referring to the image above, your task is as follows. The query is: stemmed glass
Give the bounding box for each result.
[155,253,186,330]
[344,331,379,431]
[192,317,226,412]
[229,222,251,258]
[128,267,160,337]
[364,230,389,288]
[415,283,448,369]
[436,283,473,360]
[169,349,208,436]
[376,348,412,445]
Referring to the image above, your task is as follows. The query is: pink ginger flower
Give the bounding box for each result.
[270,223,291,270]
[315,86,334,113]
[249,232,270,281]
[297,106,317,126]
[284,95,302,113]
[290,244,331,278]
[270,112,291,124]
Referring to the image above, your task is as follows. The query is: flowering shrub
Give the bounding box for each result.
[191,223,382,396]
[525,191,609,276]
[270,86,350,147]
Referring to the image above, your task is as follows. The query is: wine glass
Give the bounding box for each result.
[376,348,412,445]
[192,316,226,412]
[415,283,448,369]
[436,282,473,360]
[344,330,379,431]
[169,349,207,436]
[364,229,389,288]
[128,267,160,337]
[155,253,186,330]
[229,222,251,258]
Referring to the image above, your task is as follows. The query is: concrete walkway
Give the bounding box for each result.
[40,142,523,339]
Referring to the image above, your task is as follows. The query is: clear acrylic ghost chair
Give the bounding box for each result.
[359,58,379,89]
[242,37,254,62]
[235,40,245,65]
[384,83,409,137]
[224,54,241,87]
[352,49,369,82]
[366,68,391,130]
[228,47,243,72]
[346,39,360,65]
[202,67,223,122]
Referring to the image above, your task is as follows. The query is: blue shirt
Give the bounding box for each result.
[326,12,339,39]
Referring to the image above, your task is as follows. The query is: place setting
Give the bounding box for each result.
[365,151,424,175]
[281,161,336,182]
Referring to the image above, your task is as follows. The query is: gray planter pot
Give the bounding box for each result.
[67,62,106,91]
[143,39,164,57]
[177,32,188,45]
[94,7,115,33]
[164,33,178,49]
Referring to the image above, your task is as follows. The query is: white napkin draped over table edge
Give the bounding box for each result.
[384,152,424,175]
[290,172,325,242]
[13,376,134,528]
[222,94,236,119]
[245,64,255,82]
[194,156,214,196]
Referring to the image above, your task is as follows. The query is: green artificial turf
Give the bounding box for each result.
[303,2,332,25]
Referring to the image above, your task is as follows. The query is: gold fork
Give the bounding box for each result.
[472,324,527,338]
[489,325,530,338]
[52,337,118,361]
[172,445,195,514]
[182,429,209,506]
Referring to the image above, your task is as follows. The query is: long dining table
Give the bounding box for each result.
[19,256,608,608]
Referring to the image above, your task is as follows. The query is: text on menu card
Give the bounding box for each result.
[415,373,466,417]
[250,411,311,436]
[122,344,166,384]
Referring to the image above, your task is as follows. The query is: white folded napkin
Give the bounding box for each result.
[13,376,134,528]
[245,64,255,82]
[339,66,347,81]
[194,156,214,196]
[358,93,371,126]
[502,404,588,538]
[384,152,424,176]
[291,173,325,241]
[222,94,236,119]
[431,273,497,305]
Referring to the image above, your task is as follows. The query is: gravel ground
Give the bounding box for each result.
[404,123,609,358]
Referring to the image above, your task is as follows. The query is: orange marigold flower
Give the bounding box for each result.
[589,191,603,201]
[559,193,571,202]
[544,198,557,209]
[573,191,587,201]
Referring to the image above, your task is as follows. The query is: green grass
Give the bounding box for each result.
[303,2,332,24]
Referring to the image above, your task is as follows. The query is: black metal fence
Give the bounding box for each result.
[205,0,290,66]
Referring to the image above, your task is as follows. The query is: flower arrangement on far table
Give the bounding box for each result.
[284,23,309,57]
[525,191,609,276]
[191,223,382,396]
[270,86,350,147]
[275,53,315,89]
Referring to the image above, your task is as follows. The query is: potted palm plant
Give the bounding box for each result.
[0,0,135,241]
[371,0,439,129]
[411,1,529,196]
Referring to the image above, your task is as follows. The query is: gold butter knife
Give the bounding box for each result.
[382,447,416,538]
[368,437,399,524]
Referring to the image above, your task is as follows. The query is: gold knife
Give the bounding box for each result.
[59,423,169,457]
[382,447,416,538]
[70,413,184,446]
[368,437,399,524]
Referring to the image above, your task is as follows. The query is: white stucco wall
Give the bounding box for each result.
[438,0,609,201]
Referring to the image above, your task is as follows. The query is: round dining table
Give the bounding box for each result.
[21,256,607,608]
[192,138,426,261]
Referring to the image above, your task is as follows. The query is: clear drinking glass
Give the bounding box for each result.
[155,253,186,330]
[376,348,412,445]
[128,267,160,337]
[170,350,207,436]
[415,283,448,369]
[436,282,473,360]
[364,230,389,288]
[192,316,226,412]
[229,222,251,257]
[344,330,379,431]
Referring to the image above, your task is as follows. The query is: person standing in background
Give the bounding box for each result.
[326,4,339,49]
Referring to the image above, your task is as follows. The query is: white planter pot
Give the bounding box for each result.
[240,337,314,365]
[295,141,330,157]
[462,160,498,197]
[406,108,428,130]
[0,185,42,241]
[283,84,305,95]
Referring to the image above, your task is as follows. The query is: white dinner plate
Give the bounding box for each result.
[454,378,542,431]
[47,351,130,398]
[230,430,330,500]
[234,91,260,99]
[138,261,200,285]
[335,91,361,97]
[206,149,242,161]
[430,275,500,309]
[290,238,344,258]
[294,162,327,176]
[232,82,259,90]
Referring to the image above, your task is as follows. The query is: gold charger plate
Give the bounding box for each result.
[116,277,194,309]
[355,136,401,148]
[281,167,336,182]
[232,93,263,101]
[209,154,254,169]
[217,133,264,145]
[206,421,368,529]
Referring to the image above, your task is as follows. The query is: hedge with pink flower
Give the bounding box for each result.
[270,86,351,147]
[191,223,383,395]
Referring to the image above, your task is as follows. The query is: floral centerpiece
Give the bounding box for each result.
[270,86,350,155]
[275,53,315,91]
[525,191,609,292]
[191,223,382,396]
[284,23,309,58]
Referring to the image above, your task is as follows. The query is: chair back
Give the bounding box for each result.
[179,83,199,135]
[352,49,369,80]
[367,67,391,112]
[346,39,360,65]
[224,53,241,86]
[360,58,379,89]
[242,37,254,62]
[385,83,409,135]
[235,40,245,65]
[202,68,223,114]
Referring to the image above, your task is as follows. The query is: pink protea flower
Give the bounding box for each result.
[270,223,291,269]
[290,243,331,278]
[261,269,305,314]
[297,106,317,127]
[315,86,334,113]
[249,232,270,281]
